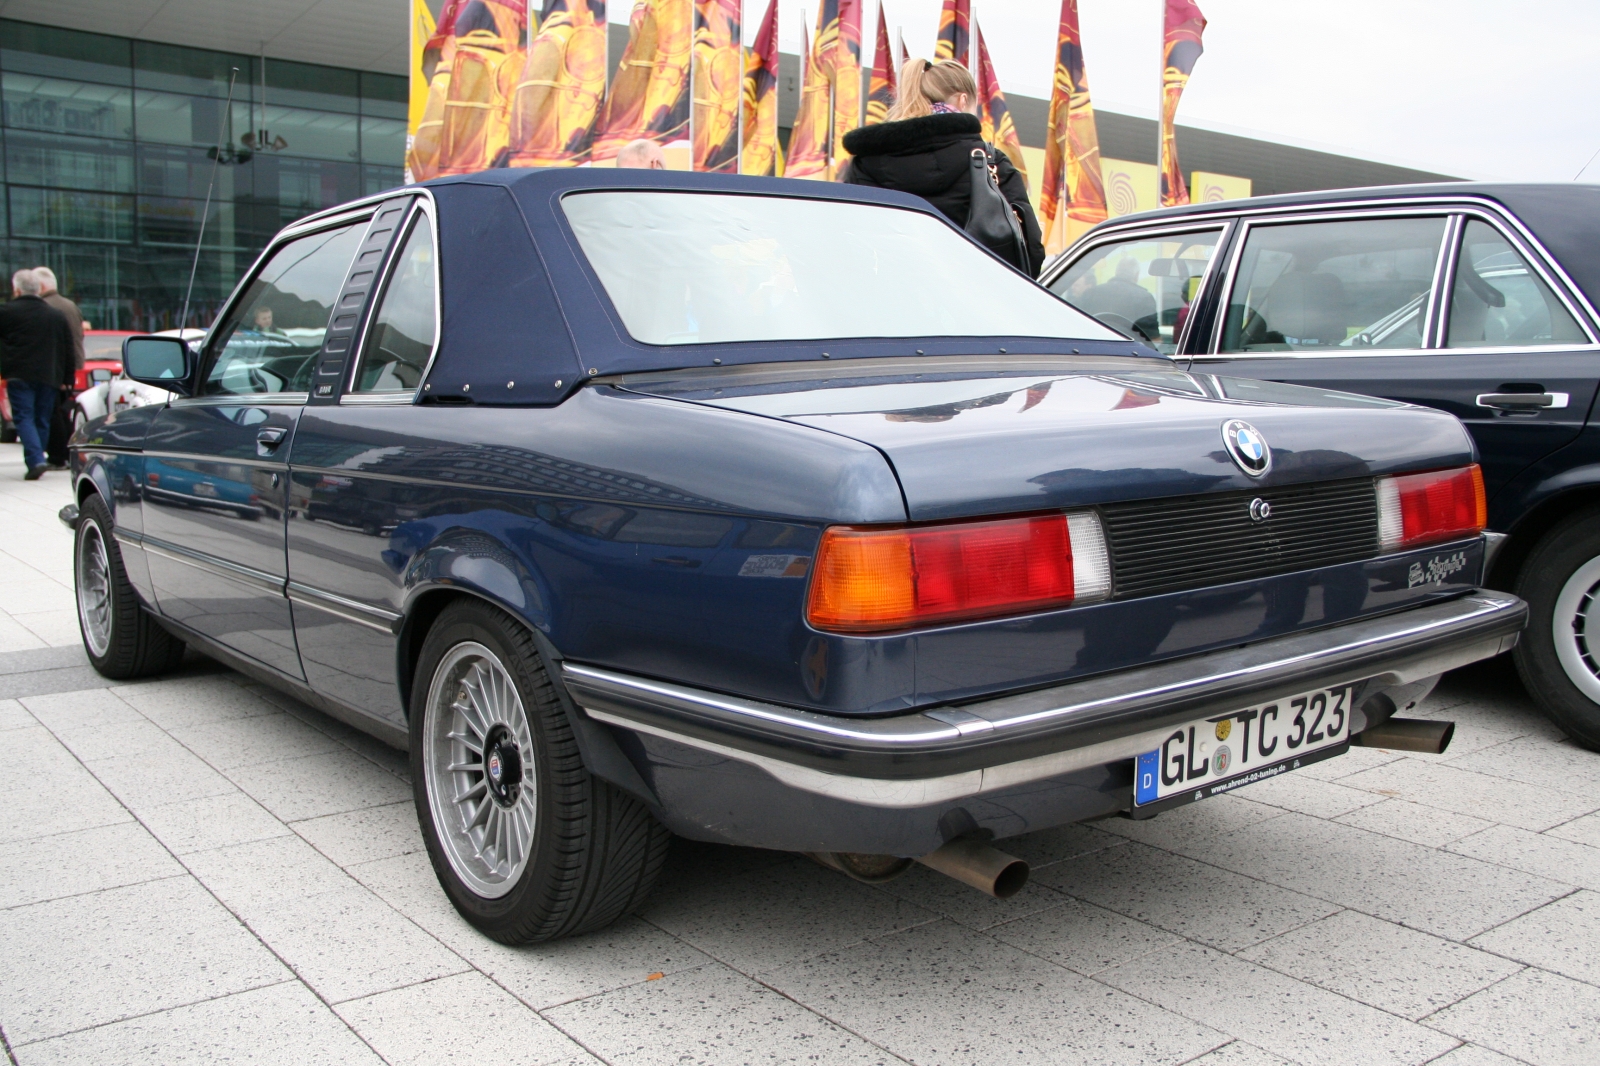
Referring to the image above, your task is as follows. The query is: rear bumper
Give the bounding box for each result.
[564,591,1524,820]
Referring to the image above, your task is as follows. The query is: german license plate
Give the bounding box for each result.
[1133,685,1353,813]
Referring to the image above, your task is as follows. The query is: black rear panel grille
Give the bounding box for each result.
[1102,478,1379,598]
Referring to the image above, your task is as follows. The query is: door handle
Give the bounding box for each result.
[256,427,288,451]
[1475,392,1569,411]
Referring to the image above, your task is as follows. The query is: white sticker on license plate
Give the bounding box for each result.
[1134,685,1352,808]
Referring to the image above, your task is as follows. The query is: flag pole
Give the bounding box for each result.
[181,66,238,333]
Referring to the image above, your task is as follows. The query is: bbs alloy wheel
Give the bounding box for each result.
[73,493,186,679]
[423,642,537,898]
[1514,509,1600,750]
[410,600,670,943]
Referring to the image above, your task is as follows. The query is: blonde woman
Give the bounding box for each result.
[842,58,1044,277]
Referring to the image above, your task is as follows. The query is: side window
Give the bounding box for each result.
[1220,217,1447,353]
[1446,220,1588,348]
[202,223,363,396]
[351,212,437,393]
[1050,230,1221,354]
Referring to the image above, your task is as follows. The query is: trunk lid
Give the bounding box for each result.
[621,358,1475,521]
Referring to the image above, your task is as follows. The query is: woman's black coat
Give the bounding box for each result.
[841,112,1046,278]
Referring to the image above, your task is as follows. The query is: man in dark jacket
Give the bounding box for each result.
[0,269,74,479]
[36,266,84,468]
[841,112,1046,278]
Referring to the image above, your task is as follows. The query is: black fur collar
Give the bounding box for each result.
[842,112,981,157]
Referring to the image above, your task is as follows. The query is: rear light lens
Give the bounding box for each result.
[1376,465,1486,551]
[806,511,1110,633]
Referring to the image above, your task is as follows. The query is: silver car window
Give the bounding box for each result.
[1220,216,1447,353]
[1050,230,1222,354]
[1445,220,1587,349]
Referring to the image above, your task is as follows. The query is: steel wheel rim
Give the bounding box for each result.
[423,641,537,898]
[1553,554,1600,704]
[76,521,113,658]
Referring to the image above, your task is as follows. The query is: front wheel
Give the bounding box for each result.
[1513,509,1600,750]
[411,600,670,943]
[75,493,186,679]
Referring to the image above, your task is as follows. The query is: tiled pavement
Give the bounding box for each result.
[1,442,1597,1066]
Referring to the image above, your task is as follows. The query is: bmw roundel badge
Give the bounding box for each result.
[1222,419,1271,478]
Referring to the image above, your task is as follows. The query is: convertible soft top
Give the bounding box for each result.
[410,168,1152,406]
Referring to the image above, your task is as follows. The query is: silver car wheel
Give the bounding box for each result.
[1553,553,1600,705]
[76,520,113,658]
[423,641,537,899]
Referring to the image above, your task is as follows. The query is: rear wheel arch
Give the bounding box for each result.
[1489,486,1600,590]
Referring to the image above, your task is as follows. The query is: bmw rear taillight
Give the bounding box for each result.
[806,512,1110,633]
[1376,465,1486,551]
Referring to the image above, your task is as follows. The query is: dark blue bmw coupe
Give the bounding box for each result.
[69,169,1524,942]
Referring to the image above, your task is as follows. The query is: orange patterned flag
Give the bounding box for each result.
[1041,0,1107,254]
[864,3,895,126]
[692,0,740,171]
[974,23,1024,181]
[785,15,830,178]
[933,0,969,64]
[828,0,862,169]
[1160,0,1206,207]
[593,0,692,161]
[740,0,782,175]
[506,0,607,166]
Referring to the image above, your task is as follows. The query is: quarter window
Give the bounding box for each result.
[202,223,362,395]
[1050,230,1221,354]
[1220,217,1447,353]
[1445,220,1587,348]
[352,212,437,393]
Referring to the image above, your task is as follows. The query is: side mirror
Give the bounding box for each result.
[122,336,193,397]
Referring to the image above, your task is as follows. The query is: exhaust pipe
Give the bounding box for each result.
[916,839,1029,898]
[1352,717,1455,754]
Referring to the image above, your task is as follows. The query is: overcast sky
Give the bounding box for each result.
[678,0,1600,182]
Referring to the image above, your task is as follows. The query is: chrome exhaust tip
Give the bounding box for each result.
[916,839,1029,898]
[1352,717,1455,754]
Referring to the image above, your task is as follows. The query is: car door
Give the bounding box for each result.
[141,220,365,678]
[1187,208,1600,513]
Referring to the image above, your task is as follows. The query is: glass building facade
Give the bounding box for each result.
[1,20,406,331]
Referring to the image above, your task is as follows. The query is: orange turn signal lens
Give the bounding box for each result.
[1376,464,1487,551]
[806,512,1109,633]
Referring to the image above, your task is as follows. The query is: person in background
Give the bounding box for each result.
[35,267,82,468]
[616,138,666,169]
[841,58,1045,278]
[0,269,73,480]
[1074,257,1160,342]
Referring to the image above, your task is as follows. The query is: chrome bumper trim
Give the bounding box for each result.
[564,592,1525,808]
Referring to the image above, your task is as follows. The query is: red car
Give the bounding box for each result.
[1,329,129,442]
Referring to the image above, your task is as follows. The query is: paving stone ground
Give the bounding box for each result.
[1,442,1597,1065]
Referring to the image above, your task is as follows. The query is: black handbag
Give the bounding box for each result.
[965,145,1027,271]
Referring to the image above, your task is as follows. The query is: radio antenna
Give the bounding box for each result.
[180,66,239,334]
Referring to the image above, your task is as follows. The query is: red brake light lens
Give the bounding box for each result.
[1376,465,1487,551]
[806,512,1109,633]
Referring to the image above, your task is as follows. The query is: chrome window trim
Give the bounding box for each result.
[167,392,309,408]
[339,392,415,406]
[196,216,374,400]
[1438,212,1598,351]
[1420,215,1461,349]
[1039,221,1233,356]
[345,192,439,403]
[1199,204,1600,359]
[1069,194,1600,356]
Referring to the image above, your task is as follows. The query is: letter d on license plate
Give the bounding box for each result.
[1133,685,1352,813]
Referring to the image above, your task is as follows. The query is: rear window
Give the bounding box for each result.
[561,191,1120,347]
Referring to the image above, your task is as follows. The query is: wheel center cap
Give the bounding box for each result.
[481,725,522,807]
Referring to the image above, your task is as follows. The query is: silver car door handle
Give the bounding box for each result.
[1475,392,1569,410]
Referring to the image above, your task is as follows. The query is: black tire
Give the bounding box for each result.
[74,492,186,679]
[1513,507,1600,750]
[410,599,670,943]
